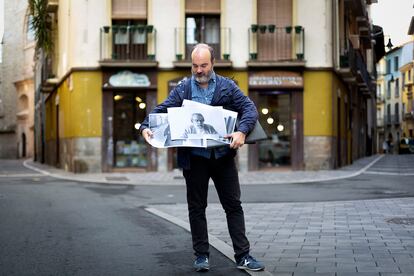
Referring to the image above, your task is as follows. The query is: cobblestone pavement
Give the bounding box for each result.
[150,198,414,276]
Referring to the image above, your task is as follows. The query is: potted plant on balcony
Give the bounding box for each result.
[112,25,119,34]
[103,26,110,34]
[176,54,183,60]
[251,24,258,33]
[259,25,267,34]
[146,25,154,33]
[223,54,230,60]
[296,53,304,60]
[120,25,127,34]
[294,25,303,34]
[137,25,146,34]
[249,53,258,60]
[268,24,276,33]
[147,54,155,60]
[285,26,292,34]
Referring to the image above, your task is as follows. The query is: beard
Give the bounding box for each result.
[192,69,213,84]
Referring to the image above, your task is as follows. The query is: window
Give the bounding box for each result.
[185,15,220,58]
[386,59,391,74]
[26,14,35,43]
[395,103,399,123]
[402,103,406,119]
[394,56,399,71]
[395,78,399,98]
[402,72,405,87]
[387,81,391,98]
[386,104,391,124]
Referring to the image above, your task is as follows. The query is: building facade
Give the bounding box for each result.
[35,0,381,173]
[0,0,35,158]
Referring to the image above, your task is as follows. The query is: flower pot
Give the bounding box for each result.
[268,24,276,33]
[296,53,304,60]
[112,25,119,33]
[251,24,258,33]
[294,25,303,34]
[176,54,183,60]
[137,25,145,34]
[146,25,154,33]
[249,53,257,60]
[285,26,292,34]
[148,54,155,60]
[259,25,267,34]
[223,54,230,60]
[120,25,127,33]
[103,26,110,33]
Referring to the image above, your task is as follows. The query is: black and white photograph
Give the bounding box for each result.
[148,113,206,148]
[167,105,227,140]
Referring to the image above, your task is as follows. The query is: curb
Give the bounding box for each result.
[145,207,273,276]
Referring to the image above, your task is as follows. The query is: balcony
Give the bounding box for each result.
[385,114,401,125]
[338,44,375,95]
[40,54,57,93]
[405,111,414,121]
[377,117,384,128]
[99,25,157,67]
[247,25,305,67]
[173,28,232,67]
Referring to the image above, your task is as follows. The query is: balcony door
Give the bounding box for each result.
[112,20,148,60]
[185,15,220,59]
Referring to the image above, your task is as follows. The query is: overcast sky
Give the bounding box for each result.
[371,0,413,47]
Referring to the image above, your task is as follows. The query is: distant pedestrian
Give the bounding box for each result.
[382,140,389,154]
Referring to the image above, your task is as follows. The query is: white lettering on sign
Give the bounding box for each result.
[249,76,302,86]
[109,70,151,87]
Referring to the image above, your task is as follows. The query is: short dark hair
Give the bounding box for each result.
[191,43,215,62]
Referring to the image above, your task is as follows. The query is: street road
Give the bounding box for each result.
[0,155,413,275]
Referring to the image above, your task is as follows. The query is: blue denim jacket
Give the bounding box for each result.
[139,74,258,170]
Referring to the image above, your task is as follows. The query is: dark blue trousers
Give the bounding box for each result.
[183,154,250,261]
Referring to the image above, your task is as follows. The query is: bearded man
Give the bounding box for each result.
[139,43,265,273]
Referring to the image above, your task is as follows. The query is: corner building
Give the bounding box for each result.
[36,0,381,173]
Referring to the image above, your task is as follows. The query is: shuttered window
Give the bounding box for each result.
[257,0,292,60]
[112,0,147,19]
[185,0,220,14]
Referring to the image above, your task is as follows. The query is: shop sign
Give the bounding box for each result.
[109,70,151,87]
[249,72,303,88]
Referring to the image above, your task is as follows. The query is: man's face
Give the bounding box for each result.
[191,115,204,128]
[191,48,214,84]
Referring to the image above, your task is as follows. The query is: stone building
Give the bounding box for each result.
[0,0,35,158]
[35,0,382,173]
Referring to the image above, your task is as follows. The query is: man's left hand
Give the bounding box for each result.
[226,131,246,149]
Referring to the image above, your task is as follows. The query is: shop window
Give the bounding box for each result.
[257,92,291,168]
[113,92,148,168]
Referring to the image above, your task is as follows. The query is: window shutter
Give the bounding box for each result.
[112,0,147,19]
[185,0,220,14]
[257,0,292,60]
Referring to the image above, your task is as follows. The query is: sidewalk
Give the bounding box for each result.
[23,154,383,186]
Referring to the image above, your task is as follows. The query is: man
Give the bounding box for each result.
[183,113,218,138]
[140,43,265,272]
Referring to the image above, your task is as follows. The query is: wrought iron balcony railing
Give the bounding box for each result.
[248,25,305,62]
[99,25,157,62]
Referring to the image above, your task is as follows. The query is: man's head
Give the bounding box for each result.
[191,113,205,128]
[191,43,214,84]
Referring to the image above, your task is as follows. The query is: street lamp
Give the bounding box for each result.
[386,38,393,50]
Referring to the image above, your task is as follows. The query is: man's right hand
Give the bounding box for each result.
[141,128,154,144]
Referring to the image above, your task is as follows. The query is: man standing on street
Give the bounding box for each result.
[140,43,265,272]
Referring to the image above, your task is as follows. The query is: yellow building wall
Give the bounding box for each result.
[157,70,249,104]
[45,71,102,140]
[303,71,333,136]
[45,93,57,141]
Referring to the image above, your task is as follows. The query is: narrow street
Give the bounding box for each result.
[0,155,413,275]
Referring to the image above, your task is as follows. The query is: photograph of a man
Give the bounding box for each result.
[183,113,217,138]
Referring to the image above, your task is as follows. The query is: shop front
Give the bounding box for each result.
[248,71,304,170]
[101,69,157,172]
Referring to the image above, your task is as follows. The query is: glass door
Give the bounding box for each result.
[113,92,148,168]
[257,92,291,168]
